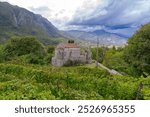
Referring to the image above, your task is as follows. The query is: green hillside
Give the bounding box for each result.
[0,63,150,100]
[0,2,66,45]
[0,5,150,100]
[0,36,149,100]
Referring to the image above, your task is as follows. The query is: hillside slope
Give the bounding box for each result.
[1,63,149,100]
[0,2,64,45]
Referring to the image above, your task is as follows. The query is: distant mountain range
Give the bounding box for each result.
[0,2,64,45]
[62,30,127,46]
[0,2,127,46]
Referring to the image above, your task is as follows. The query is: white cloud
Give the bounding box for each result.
[0,0,87,27]
[1,0,150,37]
[61,25,103,32]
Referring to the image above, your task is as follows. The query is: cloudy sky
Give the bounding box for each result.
[1,0,150,37]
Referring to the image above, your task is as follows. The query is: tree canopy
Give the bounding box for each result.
[124,23,150,76]
[4,36,46,57]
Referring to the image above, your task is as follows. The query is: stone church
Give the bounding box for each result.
[52,40,92,66]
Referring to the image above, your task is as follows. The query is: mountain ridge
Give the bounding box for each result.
[0,2,64,45]
[62,29,127,46]
[0,2,127,46]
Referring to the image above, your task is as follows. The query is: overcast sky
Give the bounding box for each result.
[1,0,150,37]
[0,0,86,28]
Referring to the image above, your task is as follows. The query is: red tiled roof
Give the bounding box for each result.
[57,43,79,48]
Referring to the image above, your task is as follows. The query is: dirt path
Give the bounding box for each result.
[97,62,123,76]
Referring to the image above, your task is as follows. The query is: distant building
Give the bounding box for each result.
[52,40,92,66]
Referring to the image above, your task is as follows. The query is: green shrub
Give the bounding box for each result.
[0,36,49,64]
[124,23,150,76]
[0,63,150,100]
[63,60,84,66]
[47,46,55,54]
[3,36,46,59]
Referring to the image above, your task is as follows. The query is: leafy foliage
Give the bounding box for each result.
[101,47,133,75]
[91,47,106,63]
[124,23,150,76]
[4,36,46,57]
[0,36,49,64]
[0,63,149,100]
[0,22,150,99]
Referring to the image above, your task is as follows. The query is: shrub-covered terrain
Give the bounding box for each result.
[0,22,150,100]
[0,63,150,100]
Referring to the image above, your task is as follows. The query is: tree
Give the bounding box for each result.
[91,47,105,63]
[4,36,46,57]
[47,45,55,54]
[3,36,46,64]
[124,23,150,77]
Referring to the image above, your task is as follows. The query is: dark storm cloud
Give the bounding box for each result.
[69,0,150,37]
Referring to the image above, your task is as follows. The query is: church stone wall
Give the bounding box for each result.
[52,47,92,67]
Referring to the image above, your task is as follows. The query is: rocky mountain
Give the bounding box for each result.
[63,30,127,46]
[0,2,127,46]
[0,2,64,45]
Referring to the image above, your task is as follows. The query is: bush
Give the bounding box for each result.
[47,46,55,54]
[23,54,46,65]
[0,45,5,62]
[3,36,46,59]
[1,36,48,64]
[44,45,55,63]
[91,47,106,63]
[124,23,150,76]
[63,60,84,66]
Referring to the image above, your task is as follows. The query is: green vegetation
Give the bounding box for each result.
[91,47,105,63]
[0,36,55,65]
[0,23,150,100]
[0,2,67,45]
[101,47,132,76]
[124,23,150,77]
[4,36,46,57]
[0,63,150,100]
[92,23,150,77]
